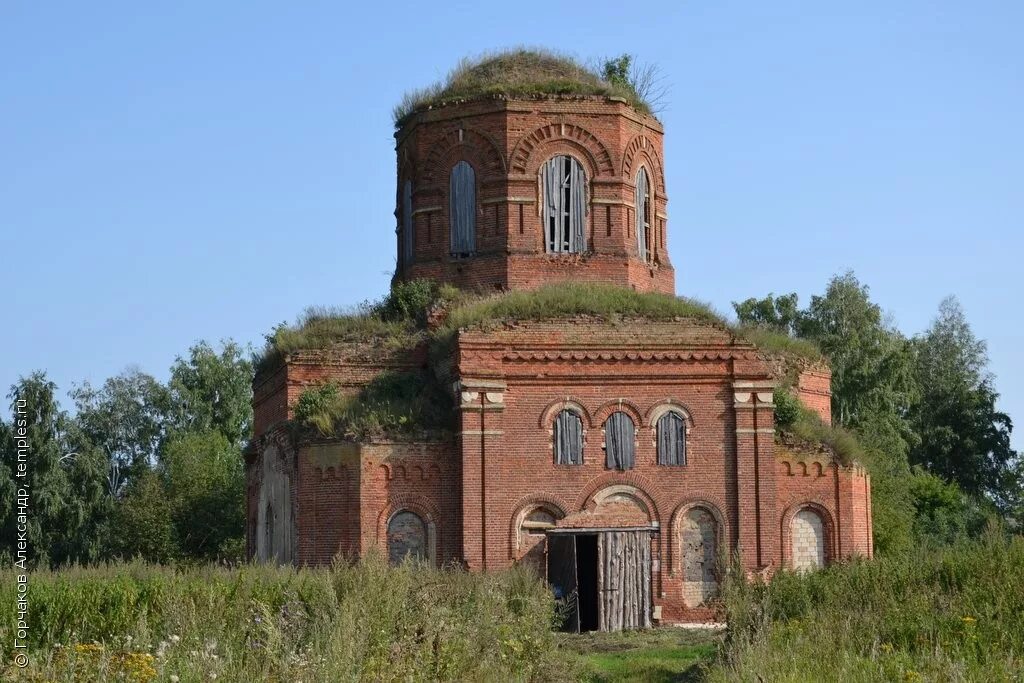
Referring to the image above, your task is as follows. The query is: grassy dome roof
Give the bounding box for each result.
[393,49,654,126]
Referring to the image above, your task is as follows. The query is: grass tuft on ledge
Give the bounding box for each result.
[773,388,865,466]
[393,48,654,125]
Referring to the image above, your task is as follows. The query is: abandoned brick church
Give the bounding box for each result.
[246,53,873,628]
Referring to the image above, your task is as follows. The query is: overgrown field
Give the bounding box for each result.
[708,529,1024,682]
[5,534,1021,681]
[0,556,572,682]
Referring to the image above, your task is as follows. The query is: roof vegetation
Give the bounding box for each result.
[264,280,831,443]
[439,282,728,336]
[256,281,825,377]
[394,49,655,125]
[292,371,453,441]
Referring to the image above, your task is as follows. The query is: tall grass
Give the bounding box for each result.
[707,529,1024,681]
[1,556,573,682]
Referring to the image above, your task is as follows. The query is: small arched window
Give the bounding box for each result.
[554,409,584,465]
[791,508,826,571]
[387,510,427,564]
[604,411,635,470]
[635,168,651,262]
[657,412,686,466]
[541,155,587,254]
[450,161,476,256]
[401,179,414,266]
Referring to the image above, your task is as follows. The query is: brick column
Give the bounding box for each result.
[752,388,778,569]
[733,381,777,572]
[456,378,506,571]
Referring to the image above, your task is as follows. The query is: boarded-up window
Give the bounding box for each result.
[401,179,414,266]
[604,411,635,470]
[541,155,587,253]
[449,161,476,256]
[554,409,584,465]
[387,510,426,564]
[635,168,651,262]
[657,412,686,465]
[680,506,719,607]
[791,508,826,571]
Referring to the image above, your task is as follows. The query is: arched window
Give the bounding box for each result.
[387,510,427,564]
[449,161,476,256]
[680,506,719,607]
[554,409,584,465]
[604,411,635,470]
[518,506,560,573]
[657,411,686,466]
[541,155,587,254]
[791,508,826,571]
[401,179,414,266]
[635,168,651,262]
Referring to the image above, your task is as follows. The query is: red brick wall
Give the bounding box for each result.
[796,368,832,425]
[252,344,426,436]
[394,97,675,294]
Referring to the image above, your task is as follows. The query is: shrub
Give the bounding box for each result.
[772,388,800,430]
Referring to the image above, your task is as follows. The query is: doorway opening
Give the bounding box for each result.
[576,534,599,632]
[547,528,653,632]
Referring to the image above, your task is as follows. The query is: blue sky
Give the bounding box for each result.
[2,1,1022,448]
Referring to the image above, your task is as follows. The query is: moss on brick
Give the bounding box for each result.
[394,49,654,126]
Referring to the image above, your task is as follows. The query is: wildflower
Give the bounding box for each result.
[210,674,218,680]
[962,616,977,624]
[170,634,181,644]
[170,677,180,683]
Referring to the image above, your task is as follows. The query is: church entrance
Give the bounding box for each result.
[547,528,653,632]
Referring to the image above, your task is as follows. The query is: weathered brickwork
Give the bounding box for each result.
[797,369,833,425]
[247,93,873,626]
[394,98,675,294]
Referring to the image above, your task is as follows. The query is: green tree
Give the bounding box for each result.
[106,469,177,563]
[0,373,108,566]
[910,297,1021,506]
[798,272,918,439]
[161,429,245,561]
[71,369,170,495]
[168,340,254,447]
[733,292,801,334]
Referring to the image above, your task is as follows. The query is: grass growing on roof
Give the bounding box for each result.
[254,306,421,376]
[439,282,729,336]
[293,370,454,440]
[394,48,654,124]
[737,325,823,364]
